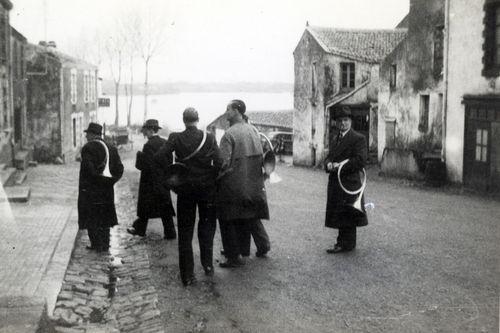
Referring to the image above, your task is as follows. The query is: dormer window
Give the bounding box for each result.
[340,62,355,89]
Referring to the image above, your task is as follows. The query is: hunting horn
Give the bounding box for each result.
[96,140,113,178]
[258,131,282,184]
[337,159,367,213]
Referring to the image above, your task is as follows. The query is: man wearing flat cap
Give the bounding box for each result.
[127,119,176,239]
[78,122,124,251]
[324,106,368,253]
[156,107,222,286]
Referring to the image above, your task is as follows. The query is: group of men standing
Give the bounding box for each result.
[77,99,368,287]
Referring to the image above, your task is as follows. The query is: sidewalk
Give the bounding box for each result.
[0,162,80,333]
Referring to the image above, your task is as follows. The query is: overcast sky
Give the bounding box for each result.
[11,0,409,83]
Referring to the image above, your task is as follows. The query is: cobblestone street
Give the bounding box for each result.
[3,135,498,333]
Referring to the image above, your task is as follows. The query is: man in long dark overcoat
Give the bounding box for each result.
[127,119,176,239]
[78,122,124,252]
[217,99,271,267]
[155,108,222,286]
[325,106,368,253]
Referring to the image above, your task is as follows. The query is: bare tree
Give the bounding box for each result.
[103,32,124,127]
[131,9,167,122]
[120,13,140,127]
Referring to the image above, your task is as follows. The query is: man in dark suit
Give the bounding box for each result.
[78,122,124,252]
[127,119,176,239]
[156,108,222,286]
[324,106,368,253]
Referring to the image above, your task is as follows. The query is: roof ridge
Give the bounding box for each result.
[308,25,407,33]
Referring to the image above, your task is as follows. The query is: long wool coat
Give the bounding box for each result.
[216,122,269,221]
[324,128,368,229]
[135,135,175,219]
[78,139,124,230]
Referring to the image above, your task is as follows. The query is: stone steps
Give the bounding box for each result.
[1,186,31,203]
[13,170,28,185]
[0,167,16,186]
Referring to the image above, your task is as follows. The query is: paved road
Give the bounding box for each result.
[122,135,499,333]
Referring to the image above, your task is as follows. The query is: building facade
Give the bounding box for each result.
[445,0,500,191]
[0,0,12,166]
[293,25,407,167]
[26,43,98,163]
[11,27,27,151]
[378,0,445,177]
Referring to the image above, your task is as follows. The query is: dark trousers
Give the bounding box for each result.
[88,226,110,250]
[132,215,176,238]
[177,193,216,283]
[337,227,356,250]
[220,219,270,258]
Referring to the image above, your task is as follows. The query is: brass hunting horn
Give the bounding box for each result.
[337,159,367,215]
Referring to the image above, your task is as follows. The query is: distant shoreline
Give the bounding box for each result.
[101,80,294,96]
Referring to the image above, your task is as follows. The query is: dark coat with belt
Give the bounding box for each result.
[78,139,124,230]
[324,128,368,229]
[216,122,269,221]
[135,135,175,218]
[155,126,222,199]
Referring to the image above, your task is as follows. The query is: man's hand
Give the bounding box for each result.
[327,162,340,172]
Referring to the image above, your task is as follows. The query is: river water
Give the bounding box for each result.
[98,92,293,131]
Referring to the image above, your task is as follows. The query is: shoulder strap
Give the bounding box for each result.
[178,130,207,162]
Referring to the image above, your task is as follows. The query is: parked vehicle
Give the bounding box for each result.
[268,131,293,155]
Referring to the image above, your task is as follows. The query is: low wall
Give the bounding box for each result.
[380,148,423,179]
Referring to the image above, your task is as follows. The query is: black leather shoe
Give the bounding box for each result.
[127,228,145,237]
[182,276,197,287]
[203,266,214,276]
[326,245,354,254]
[164,234,176,240]
[219,258,245,268]
[255,250,268,258]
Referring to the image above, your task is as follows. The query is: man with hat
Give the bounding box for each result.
[127,119,176,239]
[324,106,368,253]
[78,122,124,251]
[156,107,221,286]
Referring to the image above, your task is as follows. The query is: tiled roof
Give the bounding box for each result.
[247,110,293,129]
[307,26,407,63]
[27,43,97,69]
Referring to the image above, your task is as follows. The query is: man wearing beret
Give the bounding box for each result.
[156,107,222,286]
[127,119,176,239]
[325,106,368,253]
[78,122,124,251]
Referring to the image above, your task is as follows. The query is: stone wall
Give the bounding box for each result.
[445,0,500,182]
[378,0,445,165]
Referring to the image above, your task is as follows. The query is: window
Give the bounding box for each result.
[90,71,96,102]
[475,129,488,162]
[311,62,318,105]
[483,1,500,77]
[83,71,89,103]
[433,25,444,78]
[419,95,430,133]
[70,69,77,105]
[72,118,77,147]
[389,64,397,89]
[340,62,355,89]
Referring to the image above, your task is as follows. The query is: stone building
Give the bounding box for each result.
[378,0,445,178]
[11,27,28,168]
[25,43,98,163]
[445,0,500,191]
[0,0,12,166]
[293,24,407,167]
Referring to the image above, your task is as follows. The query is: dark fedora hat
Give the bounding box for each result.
[84,122,103,135]
[333,106,352,120]
[142,119,162,130]
[164,163,189,189]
